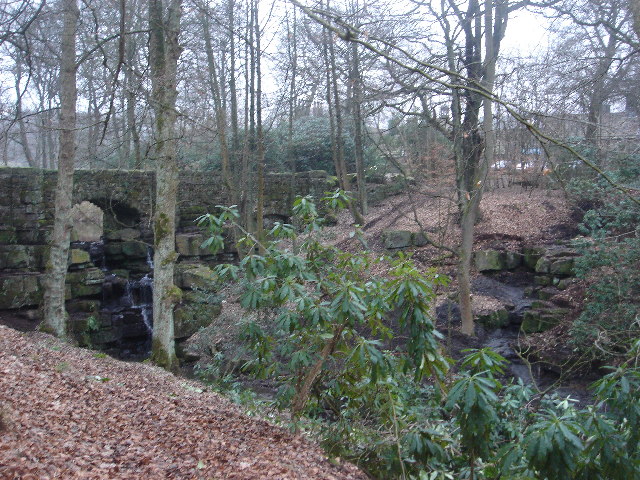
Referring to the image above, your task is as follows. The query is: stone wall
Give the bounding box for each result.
[0,168,328,244]
[0,167,329,352]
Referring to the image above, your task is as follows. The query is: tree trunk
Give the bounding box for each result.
[254,0,265,249]
[149,0,182,371]
[42,0,79,338]
[351,41,367,217]
[15,60,36,167]
[202,10,232,193]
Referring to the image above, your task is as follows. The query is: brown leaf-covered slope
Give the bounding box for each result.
[0,326,366,480]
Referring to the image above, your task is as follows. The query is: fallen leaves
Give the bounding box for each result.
[0,326,365,479]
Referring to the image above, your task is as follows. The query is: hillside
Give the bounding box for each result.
[0,325,365,479]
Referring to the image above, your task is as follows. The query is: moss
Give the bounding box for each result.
[164,285,183,304]
[161,251,179,266]
[154,212,171,246]
[151,338,179,371]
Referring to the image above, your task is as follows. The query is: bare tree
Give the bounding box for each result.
[42,0,79,337]
[149,0,182,370]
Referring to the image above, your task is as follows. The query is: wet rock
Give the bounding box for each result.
[121,241,148,258]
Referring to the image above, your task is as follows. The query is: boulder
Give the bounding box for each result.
[534,256,551,274]
[522,246,545,270]
[474,249,506,271]
[504,251,522,269]
[476,308,510,329]
[534,275,551,286]
[550,257,575,276]
[521,307,570,333]
[382,230,413,249]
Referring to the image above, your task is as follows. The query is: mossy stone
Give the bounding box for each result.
[68,248,90,266]
[535,257,551,274]
[474,249,506,271]
[550,257,575,276]
[476,308,510,329]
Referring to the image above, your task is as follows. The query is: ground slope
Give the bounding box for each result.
[0,326,365,480]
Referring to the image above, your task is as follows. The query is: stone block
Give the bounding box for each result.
[536,288,557,300]
[67,299,101,313]
[105,228,140,241]
[69,248,91,266]
[70,283,102,298]
[66,267,105,287]
[0,245,30,270]
[521,310,550,333]
[121,241,148,258]
[104,243,123,257]
[523,246,545,270]
[90,328,120,345]
[0,274,43,309]
[0,226,17,244]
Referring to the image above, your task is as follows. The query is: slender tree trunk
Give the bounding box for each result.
[15,61,36,167]
[254,0,265,248]
[228,0,240,168]
[149,0,182,370]
[351,41,367,217]
[202,11,232,193]
[42,0,79,338]
[286,8,298,245]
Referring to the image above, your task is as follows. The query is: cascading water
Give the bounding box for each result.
[77,240,155,359]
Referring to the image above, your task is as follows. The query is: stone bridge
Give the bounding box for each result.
[0,167,328,352]
[0,167,328,244]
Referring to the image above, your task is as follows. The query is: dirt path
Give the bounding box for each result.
[0,326,366,479]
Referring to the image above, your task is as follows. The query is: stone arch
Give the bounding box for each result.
[85,198,143,239]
